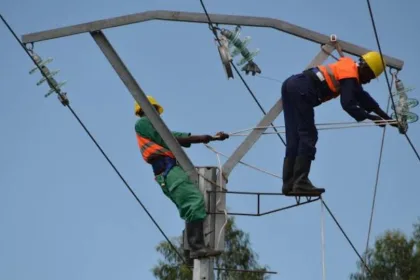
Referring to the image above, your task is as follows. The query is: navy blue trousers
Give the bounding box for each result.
[281,73,321,160]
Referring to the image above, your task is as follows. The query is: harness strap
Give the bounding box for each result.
[151,157,177,177]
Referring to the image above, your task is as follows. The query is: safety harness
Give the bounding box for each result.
[136,135,177,177]
[303,67,338,103]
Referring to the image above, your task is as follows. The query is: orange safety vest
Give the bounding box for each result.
[136,134,175,163]
[317,57,360,102]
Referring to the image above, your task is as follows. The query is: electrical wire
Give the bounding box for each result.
[198,0,286,146]
[321,198,373,276]
[204,144,282,179]
[321,201,326,280]
[227,119,398,136]
[254,74,284,84]
[227,120,399,136]
[0,13,190,268]
[211,150,229,252]
[364,73,395,261]
[363,2,420,275]
[365,0,420,163]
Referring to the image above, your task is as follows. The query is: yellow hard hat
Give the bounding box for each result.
[134,95,164,116]
[361,51,386,78]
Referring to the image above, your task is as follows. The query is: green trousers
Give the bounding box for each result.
[155,165,207,222]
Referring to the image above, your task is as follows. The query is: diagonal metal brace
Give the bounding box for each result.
[90,30,198,183]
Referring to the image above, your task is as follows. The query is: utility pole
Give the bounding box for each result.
[193,258,214,280]
[182,166,226,280]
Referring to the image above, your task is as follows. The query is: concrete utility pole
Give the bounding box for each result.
[182,167,225,280]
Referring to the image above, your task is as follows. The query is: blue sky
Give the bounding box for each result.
[1,0,419,279]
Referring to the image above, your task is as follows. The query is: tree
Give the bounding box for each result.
[350,218,420,280]
[152,216,271,280]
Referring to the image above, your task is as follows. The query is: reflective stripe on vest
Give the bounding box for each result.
[136,134,175,163]
[325,65,341,93]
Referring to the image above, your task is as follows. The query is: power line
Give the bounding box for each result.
[198,0,286,146]
[321,199,373,276]
[0,13,190,268]
[364,74,395,259]
[365,0,420,163]
[363,0,420,269]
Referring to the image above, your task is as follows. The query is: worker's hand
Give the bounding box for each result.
[212,132,229,141]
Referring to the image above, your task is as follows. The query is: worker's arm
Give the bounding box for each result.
[356,89,379,113]
[173,131,229,146]
[339,78,379,122]
[357,89,393,121]
[171,131,192,147]
[340,79,390,122]
[134,118,194,147]
[135,118,219,148]
[172,131,211,147]
[355,89,398,128]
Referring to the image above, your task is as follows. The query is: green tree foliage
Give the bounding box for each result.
[350,218,420,280]
[152,216,271,280]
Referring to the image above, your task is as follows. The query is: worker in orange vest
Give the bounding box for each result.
[281,51,398,196]
[134,96,229,259]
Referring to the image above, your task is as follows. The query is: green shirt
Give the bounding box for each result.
[135,117,192,149]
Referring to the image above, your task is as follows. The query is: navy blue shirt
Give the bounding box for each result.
[339,78,379,122]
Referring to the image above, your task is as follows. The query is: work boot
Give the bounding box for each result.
[184,249,194,267]
[282,157,296,196]
[187,220,222,259]
[290,156,325,196]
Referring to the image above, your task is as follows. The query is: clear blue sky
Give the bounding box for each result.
[1,0,419,279]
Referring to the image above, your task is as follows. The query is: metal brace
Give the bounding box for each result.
[320,34,345,61]
[216,34,234,79]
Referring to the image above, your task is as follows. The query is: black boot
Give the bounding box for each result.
[290,156,325,196]
[282,157,295,196]
[187,220,222,259]
[184,249,194,267]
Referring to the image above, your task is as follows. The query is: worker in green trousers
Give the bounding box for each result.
[134,95,229,259]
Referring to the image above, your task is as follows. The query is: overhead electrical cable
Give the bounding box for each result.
[365,0,420,162]
[0,13,190,269]
[364,73,394,260]
[363,1,420,270]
